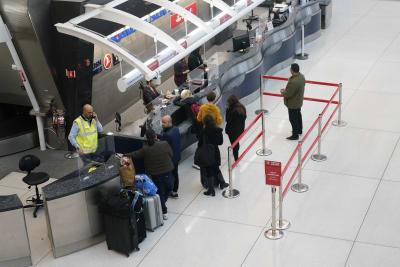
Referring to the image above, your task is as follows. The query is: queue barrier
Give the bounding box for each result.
[223,111,268,198]
[261,75,346,239]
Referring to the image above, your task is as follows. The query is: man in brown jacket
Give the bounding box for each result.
[280,63,305,140]
[125,129,174,220]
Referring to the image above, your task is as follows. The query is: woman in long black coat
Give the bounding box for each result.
[198,115,227,196]
[225,95,247,162]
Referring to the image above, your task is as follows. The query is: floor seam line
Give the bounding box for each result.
[239,228,266,267]
[343,135,400,267]
[136,188,203,267]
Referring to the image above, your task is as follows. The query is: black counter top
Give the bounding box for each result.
[43,156,120,201]
[0,194,23,212]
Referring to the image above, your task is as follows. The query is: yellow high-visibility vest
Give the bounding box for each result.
[74,116,98,154]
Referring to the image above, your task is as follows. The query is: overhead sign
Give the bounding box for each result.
[170,2,198,29]
[103,54,112,69]
[18,70,26,82]
[219,14,232,25]
[147,60,159,71]
[110,8,168,43]
[265,160,281,186]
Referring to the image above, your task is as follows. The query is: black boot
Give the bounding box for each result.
[216,171,229,189]
[203,176,215,196]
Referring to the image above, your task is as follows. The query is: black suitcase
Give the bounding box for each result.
[136,208,147,243]
[122,189,147,243]
[101,194,140,257]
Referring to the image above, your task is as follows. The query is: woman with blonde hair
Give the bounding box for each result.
[173,89,201,134]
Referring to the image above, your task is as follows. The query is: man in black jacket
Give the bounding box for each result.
[142,79,160,106]
[159,115,181,198]
[188,47,208,88]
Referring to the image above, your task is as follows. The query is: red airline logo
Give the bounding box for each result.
[103,54,112,69]
[170,2,197,29]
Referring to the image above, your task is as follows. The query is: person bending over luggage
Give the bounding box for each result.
[125,129,174,220]
[159,115,181,199]
[225,95,247,162]
[199,115,228,196]
[173,89,201,136]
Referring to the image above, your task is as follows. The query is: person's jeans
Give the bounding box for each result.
[172,164,179,193]
[288,108,303,135]
[152,172,174,214]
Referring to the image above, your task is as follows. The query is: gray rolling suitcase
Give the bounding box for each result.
[143,194,164,231]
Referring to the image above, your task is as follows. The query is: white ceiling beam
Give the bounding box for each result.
[201,0,237,17]
[85,5,185,53]
[144,0,213,33]
[55,22,156,79]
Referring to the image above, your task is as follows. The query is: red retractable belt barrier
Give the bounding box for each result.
[229,112,264,169]
[260,75,341,199]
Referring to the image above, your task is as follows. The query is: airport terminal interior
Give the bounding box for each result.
[1,0,400,266]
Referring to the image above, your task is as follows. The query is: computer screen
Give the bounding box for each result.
[232,34,250,52]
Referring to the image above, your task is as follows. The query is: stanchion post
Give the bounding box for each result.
[311,114,327,162]
[256,113,272,157]
[332,83,347,127]
[255,75,269,115]
[265,186,284,240]
[295,21,309,60]
[222,147,240,198]
[291,141,309,193]
[275,183,291,230]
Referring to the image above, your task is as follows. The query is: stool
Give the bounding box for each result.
[19,155,50,218]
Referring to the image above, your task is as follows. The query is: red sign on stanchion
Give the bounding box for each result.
[265,160,281,186]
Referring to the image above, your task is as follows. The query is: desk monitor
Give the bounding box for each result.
[232,34,250,52]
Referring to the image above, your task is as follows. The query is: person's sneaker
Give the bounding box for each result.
[163,213,168,220]
[170,192,179,199]
[192,164,200,170]
[286,135,299,140]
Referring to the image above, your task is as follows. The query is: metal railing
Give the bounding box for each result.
[223,109,270,198]
[261,75,346,239]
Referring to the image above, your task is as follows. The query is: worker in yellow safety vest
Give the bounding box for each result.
[68,104,103,164]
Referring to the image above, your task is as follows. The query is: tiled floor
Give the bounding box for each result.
[2,0,400,266]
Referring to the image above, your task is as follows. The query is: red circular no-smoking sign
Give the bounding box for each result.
[103,54,112,69]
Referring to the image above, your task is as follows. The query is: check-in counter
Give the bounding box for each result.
[318,0,332,29]
[42,135,145,258]
[42,1,324,259]
[141,2,322,146]
[0,195,32,267]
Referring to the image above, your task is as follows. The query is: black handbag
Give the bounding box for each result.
[194,134,216,167]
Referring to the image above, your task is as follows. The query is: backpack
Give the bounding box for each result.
[191,102,201,118]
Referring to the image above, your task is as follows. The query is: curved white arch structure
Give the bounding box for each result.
[55,0,266,92]
[56,22,156,79]
[201,0,237,17]
[144,0,213,33]
[85,4,185,53]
